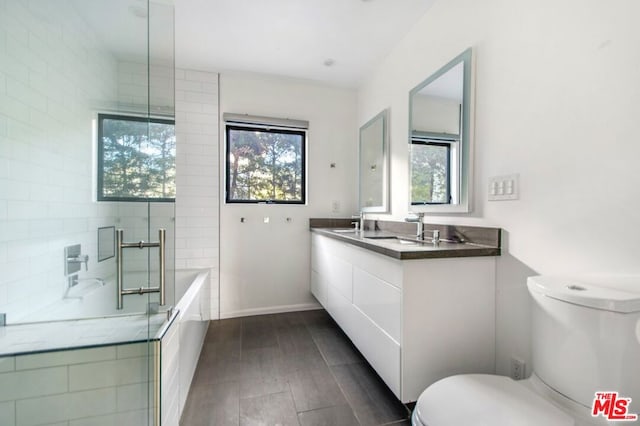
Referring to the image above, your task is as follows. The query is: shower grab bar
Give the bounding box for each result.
[116,229,166,310]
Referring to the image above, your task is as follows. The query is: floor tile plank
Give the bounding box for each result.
[239,391,300,426]
[330,362,409,425]
[287,365,348,412]
[181,310,411,426]
[297,405,360,426]
[181,381,240,426]
[312,328,365,366]
[239,347,290,399]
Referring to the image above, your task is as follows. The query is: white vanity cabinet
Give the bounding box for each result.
[310,232,496,402]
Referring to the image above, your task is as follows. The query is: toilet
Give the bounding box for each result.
[412,275,640,425]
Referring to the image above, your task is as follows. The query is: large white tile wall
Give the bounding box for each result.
[0,1,120,322]
[117,60,175,117]
[0,344,153,426]
[175,69,220,319]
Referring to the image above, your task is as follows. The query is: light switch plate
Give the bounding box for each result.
[488,174,519,201]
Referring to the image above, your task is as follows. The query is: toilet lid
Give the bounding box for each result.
[415,374,575,426]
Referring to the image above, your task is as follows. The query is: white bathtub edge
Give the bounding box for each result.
[162,268,211,425]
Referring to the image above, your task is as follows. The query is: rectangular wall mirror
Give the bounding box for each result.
[409,47,474,213]
[359,109,390,213]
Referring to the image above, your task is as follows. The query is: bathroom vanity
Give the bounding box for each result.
[310,220,500,402]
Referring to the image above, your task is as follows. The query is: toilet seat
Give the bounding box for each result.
[413,374,575,426]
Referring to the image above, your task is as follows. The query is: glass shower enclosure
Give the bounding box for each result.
[0,1,175,424]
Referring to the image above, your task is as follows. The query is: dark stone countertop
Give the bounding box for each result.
[310,219,501,260]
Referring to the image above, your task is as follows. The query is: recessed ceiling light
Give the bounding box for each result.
[323,58,335,67]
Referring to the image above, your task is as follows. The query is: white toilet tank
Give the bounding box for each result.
[527,276,640,410]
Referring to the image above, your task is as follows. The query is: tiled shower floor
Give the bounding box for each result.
[180,309,412,426]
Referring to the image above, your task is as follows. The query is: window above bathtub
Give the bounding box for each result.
[223,113,308,204]
[97,114,176,202]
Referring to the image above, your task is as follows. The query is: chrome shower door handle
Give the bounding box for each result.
[116,228,166,310]
[158,228,166,306]
[117,229,124,310]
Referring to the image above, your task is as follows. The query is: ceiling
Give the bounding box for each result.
[175,0,436,88]
[69,0,436,88]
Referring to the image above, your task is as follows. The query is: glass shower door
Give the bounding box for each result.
[114,199,175,425]
[0,0,175,425]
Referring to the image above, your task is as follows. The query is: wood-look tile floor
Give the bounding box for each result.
[180,309,412,426]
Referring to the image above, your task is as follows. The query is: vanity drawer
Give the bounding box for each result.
[326,284,401,398]
[350,304,401,398]
[327,284,357,337]
[353,266,401,343]
[327,254,353,302]
[311,234,327,272]
[310,269,327,307]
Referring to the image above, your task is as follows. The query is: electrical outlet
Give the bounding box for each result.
[510,357,526,380]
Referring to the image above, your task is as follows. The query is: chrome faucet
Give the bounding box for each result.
[405,212,425,239]
[67,254,89,270]
[351,211,365,233]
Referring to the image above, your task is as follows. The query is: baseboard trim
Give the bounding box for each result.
[220,303,322,319]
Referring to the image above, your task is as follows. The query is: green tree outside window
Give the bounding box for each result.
[98,114,175,201]
[226,125,306,204]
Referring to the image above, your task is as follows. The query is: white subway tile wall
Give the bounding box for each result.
[0,2,186,321]
[0,343,153,426]
[0,1,120,321]
[0,2,216,424]
[175,68,220,319]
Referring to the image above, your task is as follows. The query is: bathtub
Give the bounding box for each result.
[161,269,211,425]
[22,269,190,323]
[0,269,211,426]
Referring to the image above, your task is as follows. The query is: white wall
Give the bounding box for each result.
[219,72,357,318]
[358,0,640,376]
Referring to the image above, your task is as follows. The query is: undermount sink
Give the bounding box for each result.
[395,239,419,245]
[366,235,449,246]
[332,229,357,233]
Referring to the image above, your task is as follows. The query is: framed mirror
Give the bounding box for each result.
[359,109,390,213]
[409,47,474,213]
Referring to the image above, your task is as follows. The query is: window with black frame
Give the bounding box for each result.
[97,114,176,202]
[225,123,306,204]
[411,139,453,205]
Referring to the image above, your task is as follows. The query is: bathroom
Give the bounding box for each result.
[1,0,639,425]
